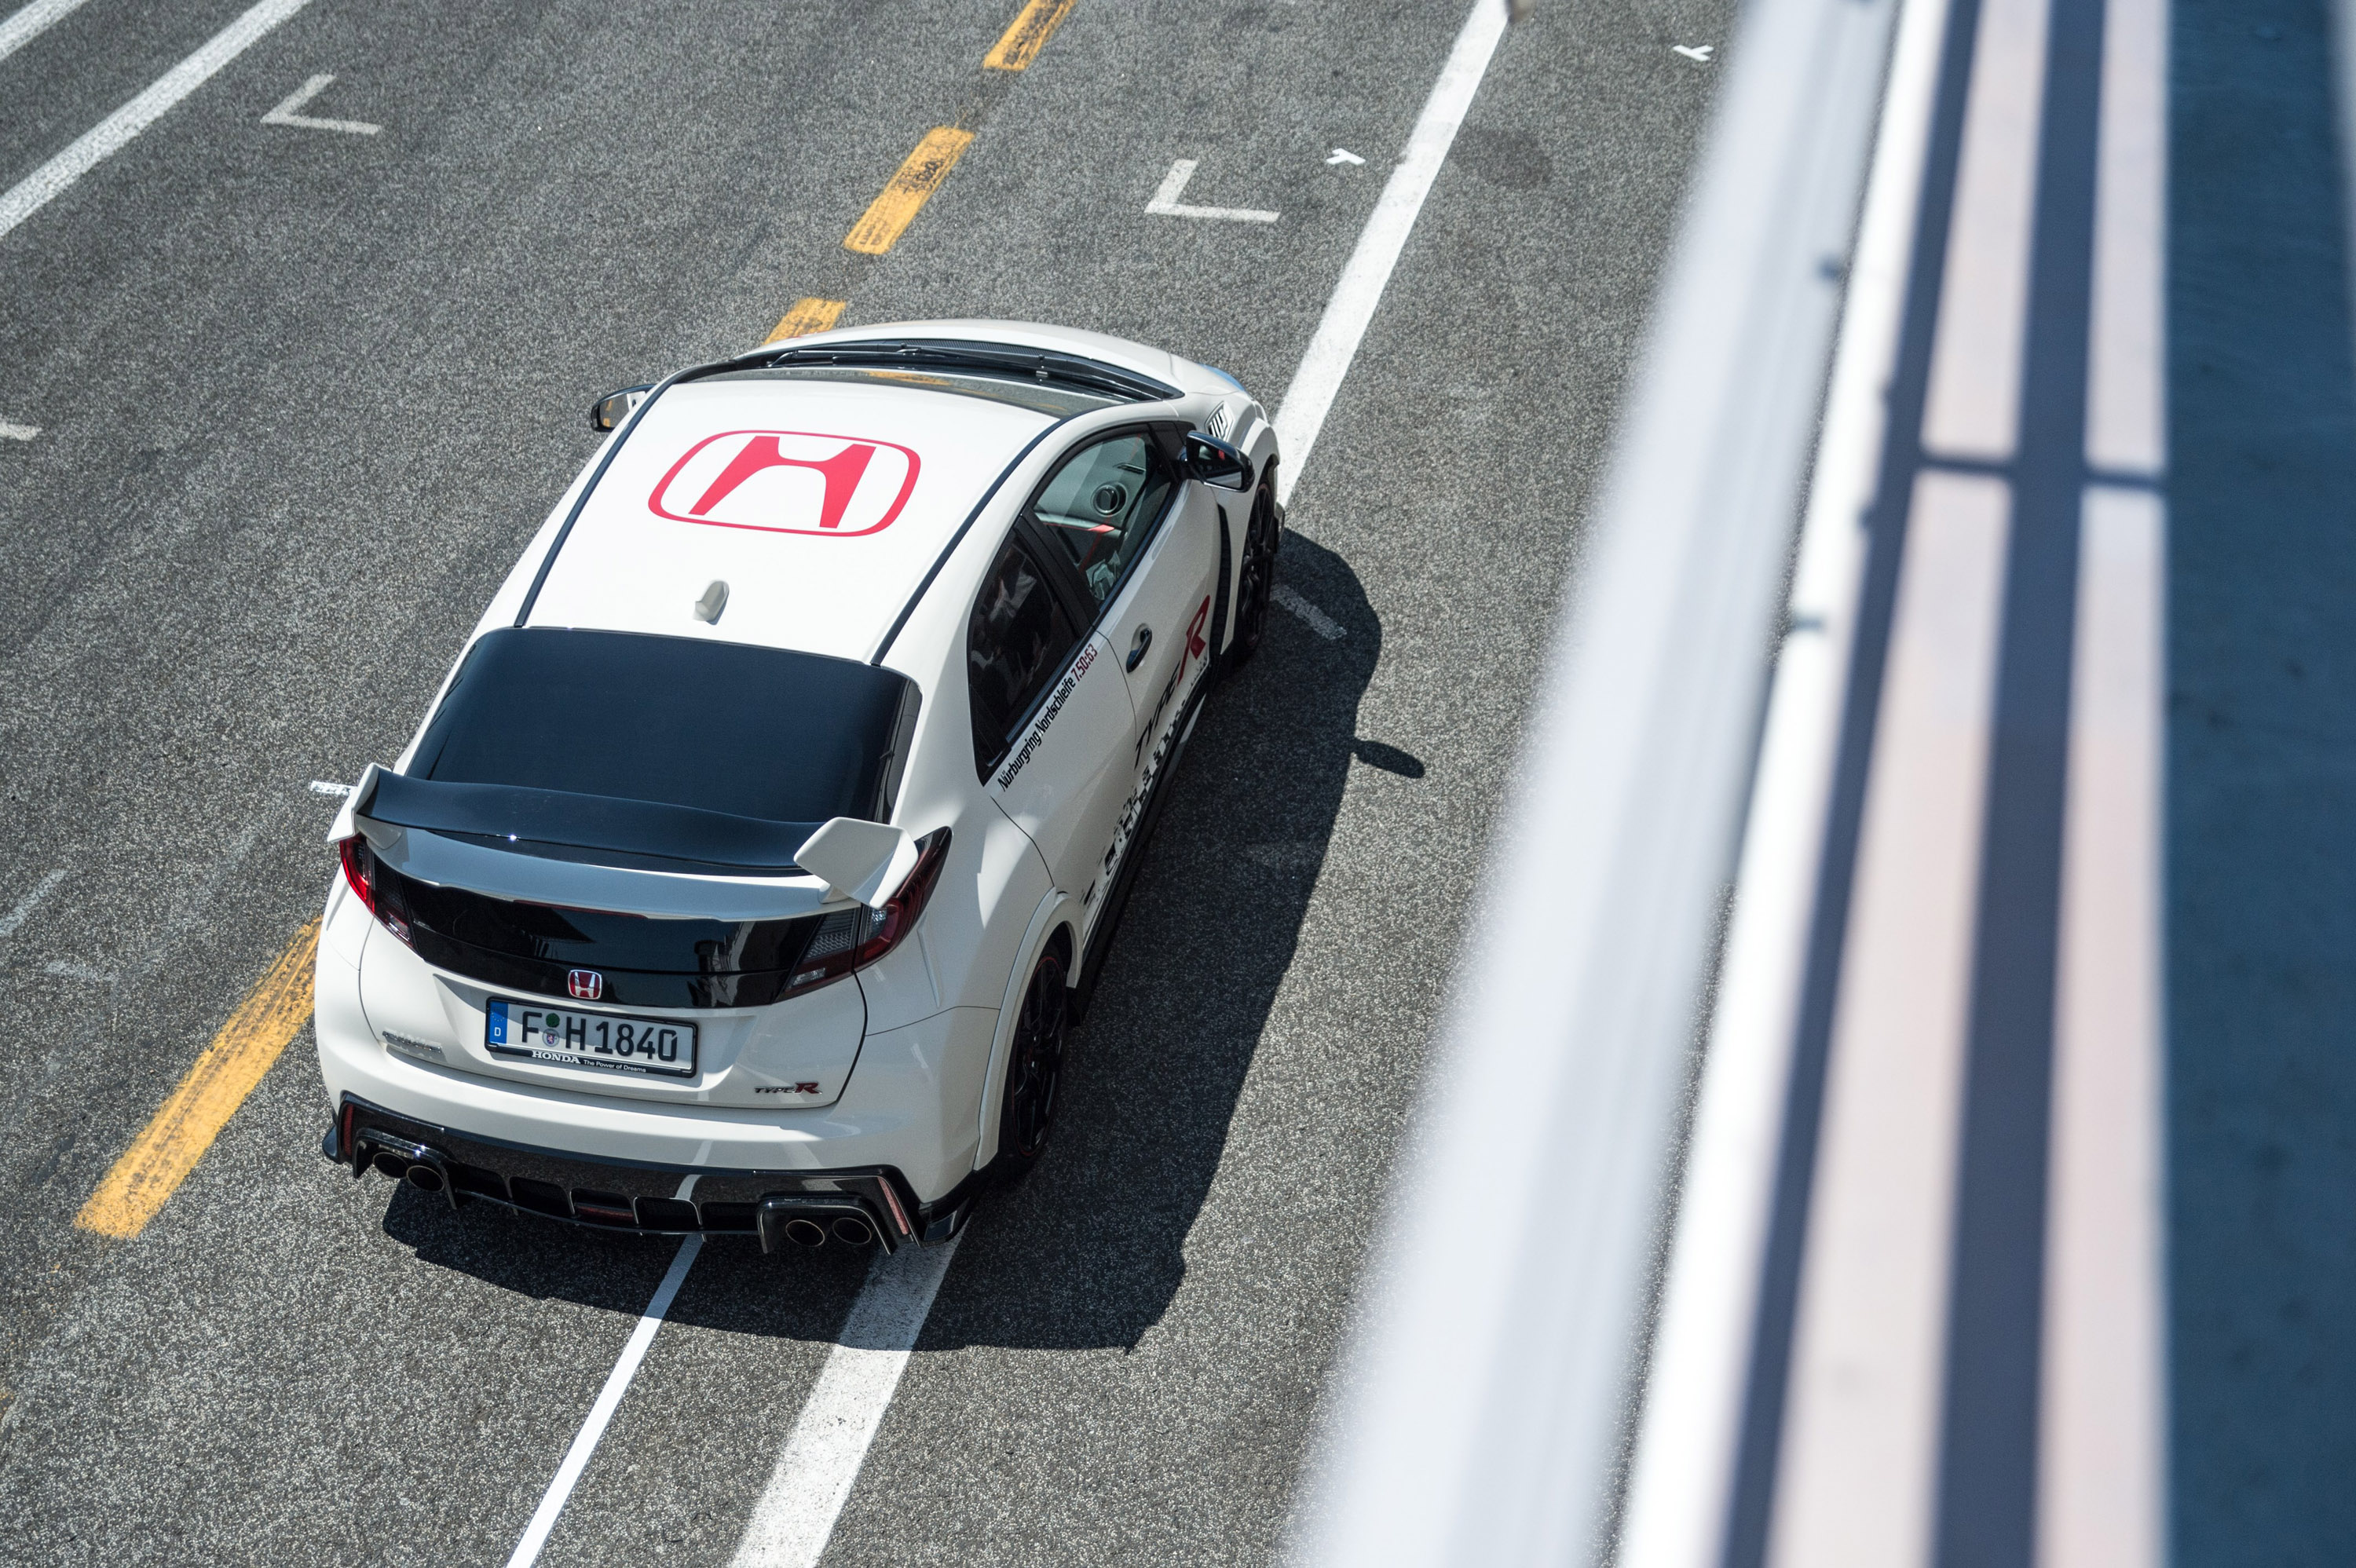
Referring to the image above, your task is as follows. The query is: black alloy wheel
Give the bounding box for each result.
[990,945,1069,1182]
[1224,472,1280,675]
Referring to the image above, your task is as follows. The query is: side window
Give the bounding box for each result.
[1030,433,1178,607]
[967,535,1081,776]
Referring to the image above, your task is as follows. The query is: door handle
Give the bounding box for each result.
[1126,625,1153,672]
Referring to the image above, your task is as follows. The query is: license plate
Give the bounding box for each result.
[485,997,697,1078]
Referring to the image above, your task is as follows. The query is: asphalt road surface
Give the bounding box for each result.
[0,1,1732,1562]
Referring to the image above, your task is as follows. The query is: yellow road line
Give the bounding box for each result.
[77,919,321,1240]
[845,127,975,256]
[763,297,847,343]
[984,0,1077,70]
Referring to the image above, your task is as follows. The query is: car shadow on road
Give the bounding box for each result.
[920,531,1384,1352]
[375,533,1381,1350]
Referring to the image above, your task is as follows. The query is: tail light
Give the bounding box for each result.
[784,829,949,996]
[338,836,413,945]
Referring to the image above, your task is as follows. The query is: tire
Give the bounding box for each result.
[1223,472,1280,676]
[986,943,1070,1184]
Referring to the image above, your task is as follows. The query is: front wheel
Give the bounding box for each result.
[986,945,1069,1184]
[1222,472,1280,676]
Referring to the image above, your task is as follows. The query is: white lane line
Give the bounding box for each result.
[1145,159,1279,224]
[0,418,38,441]
[0,869,67,940]
[0,0,314,243]
[1325,148,1366,166]
[1272,582,1346,638]
[729,1239,962,1568]
[504,1231,704,1568]
[261,72,380,135]
[307,779,354,797]
[0,0,90,67]
[1270,0,1509,506]
[1673,42,1716,60]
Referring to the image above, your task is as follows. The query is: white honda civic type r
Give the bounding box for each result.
[314,320,1282,1253]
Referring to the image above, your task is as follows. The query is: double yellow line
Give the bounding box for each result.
[76,0,1091,1245]
[765,0,1081,343]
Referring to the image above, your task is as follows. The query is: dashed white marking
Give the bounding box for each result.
[729,1238,962,1568]
[1673,43,1715,60]
[1273,582,1345,638]
[0,0,91,67]
[1270,0,1509,505]
[0,869,66,941]
[0,0,315,242]
[1146,159,1280,224]
[41,959,115,983]
[504,1227,703,1568]
[1326,148,1366,166]
[307,779,354,797]
[261,73,381,136]
[0,418,37,441]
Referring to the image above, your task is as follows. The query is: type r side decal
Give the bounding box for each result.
[994,641,1101,791]
[1102,594,1213,886]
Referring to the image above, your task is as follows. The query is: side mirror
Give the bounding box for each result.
[1183,431,1253,491]
[589,384,655,433]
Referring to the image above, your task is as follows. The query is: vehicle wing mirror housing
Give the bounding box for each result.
[794,818,920,908]
[589,384,655,433]
[1183,431,1253,490]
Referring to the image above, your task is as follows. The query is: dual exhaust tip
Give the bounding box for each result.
[360,1135,454,1202]
[775,1214,878,1248]
[756,1196,887,1253]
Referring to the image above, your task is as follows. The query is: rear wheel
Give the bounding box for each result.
[987,944,1069,1183]
[1224,472,1280,675]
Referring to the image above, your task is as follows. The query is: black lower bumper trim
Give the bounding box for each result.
[328,1094,970,1251]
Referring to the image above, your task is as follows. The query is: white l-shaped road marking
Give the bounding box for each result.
[1146,159,1279,224]
[0,0,315,243]
[262,73,381,135]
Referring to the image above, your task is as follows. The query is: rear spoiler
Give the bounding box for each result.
[329,765,816,874]
[327,766,920,912]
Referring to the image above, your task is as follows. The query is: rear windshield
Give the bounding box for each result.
[411,629,916,824]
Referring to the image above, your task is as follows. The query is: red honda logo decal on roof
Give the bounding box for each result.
[649,430,920,536]
[568,970,603,1001]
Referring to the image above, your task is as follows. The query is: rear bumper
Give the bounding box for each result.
[314,900,1001,1205]
[329,1094,979,1251]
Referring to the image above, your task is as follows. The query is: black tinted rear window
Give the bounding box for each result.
[412,629,915,824]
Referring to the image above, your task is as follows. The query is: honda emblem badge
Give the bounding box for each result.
[568,970,604,1001]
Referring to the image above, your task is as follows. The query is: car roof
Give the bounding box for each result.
[519,373,1063,663]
